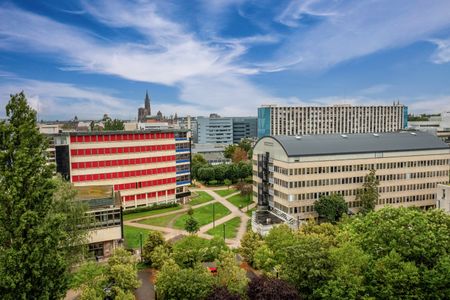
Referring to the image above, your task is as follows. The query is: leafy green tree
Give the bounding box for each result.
[317,242,370,299]
[239,230,263,266]
[185,216,200,234]
[253,244,277,272]
[0,92,88,299]
[357,169,379,213]
[142,231,165,264]
[192,153,207,165]
[215,251,249,296]
[198,166,215,182]
[265,224,297,264]
[156,259,214,300]
[247,276,301,300]
[224,144,237,159]
[104,118,125,131]
[232,147,248,163]
[77,248,140,299]
[280,234,333,298]
[214,164,227,182]
[238,138,252,153]
[171,235,227,267]
[150,244,172,269]
[226,164,239,182]
[314,194,348,223]
[224,179,232,188]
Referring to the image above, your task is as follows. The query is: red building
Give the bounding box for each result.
[54,130,191,209]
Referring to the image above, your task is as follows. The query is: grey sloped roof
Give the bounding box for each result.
[270,132,449,157]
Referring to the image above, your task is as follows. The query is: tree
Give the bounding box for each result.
[264,224,297,264]
[232,147,248,163]
[171,235,227,267]
[104,118,125,131]
[313,194,348,223]
[156,259,214,300]
[224,179,232,188]
[206,286,241,300]
[224,144,237,159]
[253,244,277,272]
[185,216,200,234]
[0,92,88,298]
[142,231,165,264]
[197,166,215,182]
[239,230,263,266]
[77,248,140,299]
[236,182,253,206]
[238,138,252,153]
[215,251,249,296]
[247,276,301,300]
[357,169,379,213]
[150,244,172,269]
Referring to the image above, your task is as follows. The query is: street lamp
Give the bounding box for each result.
[223,224,226,241]
[212,203,215,228]
[139,232,143,262]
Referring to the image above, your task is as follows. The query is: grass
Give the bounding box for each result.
[206,217,241,239]
[124,225,153,249]
[138,212,183,227]
[246,207,256,217]
[214,189,238,197]
[189,191,214,206]
[123,205,183,221]
[173,203,231,229]
[227,194,253,209]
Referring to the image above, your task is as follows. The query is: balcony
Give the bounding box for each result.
[176,159,190,164]
[176,170,190,175]
[175,137,188,141]
[176,180,191,186]
[176,191,191,199]
[175,148,190,153]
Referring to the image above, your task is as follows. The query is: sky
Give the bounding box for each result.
[1,0,450,120]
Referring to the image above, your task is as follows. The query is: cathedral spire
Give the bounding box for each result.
[144,90,151,114]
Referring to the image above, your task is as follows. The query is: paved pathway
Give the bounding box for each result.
[135,268,155,300]
[125,187,254,248]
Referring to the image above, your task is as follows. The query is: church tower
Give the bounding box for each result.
[144,90,151,115]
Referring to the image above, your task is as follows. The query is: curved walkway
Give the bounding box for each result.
[124,187,253,248]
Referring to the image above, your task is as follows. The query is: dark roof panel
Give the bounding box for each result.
[270,132,449,157]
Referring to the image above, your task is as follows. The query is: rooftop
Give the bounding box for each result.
[266,131,449,157]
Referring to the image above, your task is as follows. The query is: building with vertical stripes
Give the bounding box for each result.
[257,104,408,138]
[53,130,191,209]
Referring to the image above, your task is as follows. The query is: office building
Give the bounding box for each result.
[53,130,191,209]
[436,184,450,214]
[191,143,231,165]
[252,132,450,235]
[75,185,122,258]
[197,115,233,144]
[257,103,408,138]
[408,111,450,144]
[232,117,257,143]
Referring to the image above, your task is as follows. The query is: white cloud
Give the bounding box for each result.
[276,0,450,70]
[429,39,450,64]
[0,79,135,120]
[277,0,340,27]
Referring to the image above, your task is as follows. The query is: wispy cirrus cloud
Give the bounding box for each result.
[429,38,450,64]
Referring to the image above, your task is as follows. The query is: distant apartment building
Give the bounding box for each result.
[257,104,408,138]
[232,117,257,143]
[408,112,450,144]
[52,130,191,209]
[75,185,122,258]
[252,132,450,235]
[197,115,233,144]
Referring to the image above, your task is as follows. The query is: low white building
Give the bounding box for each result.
[437,184,450,213]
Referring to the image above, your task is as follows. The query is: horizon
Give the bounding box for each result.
[1,0,450,120]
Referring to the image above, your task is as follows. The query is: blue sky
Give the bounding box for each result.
[1,0,450,120]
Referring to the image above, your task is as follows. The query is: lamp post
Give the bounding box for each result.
[223,224,226,241]
[139,232,143,262]
[213,203,215,228]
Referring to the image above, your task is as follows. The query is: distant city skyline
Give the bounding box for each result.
[1,0,450,120]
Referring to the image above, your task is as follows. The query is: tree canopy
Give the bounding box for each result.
[0,92,88,298]
[313,194,348,223]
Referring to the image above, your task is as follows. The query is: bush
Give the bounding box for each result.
[122,203,179,215]
[208,180,219,186]
[206,286,241,300]
[142,231,165,264]
[247,276,301,300]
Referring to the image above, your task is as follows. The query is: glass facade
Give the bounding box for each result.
[257,107,271,138]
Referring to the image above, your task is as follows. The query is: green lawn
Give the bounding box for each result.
[138,212,183,227]
[206,217,241,239]
[214,189,238,198]
[246,207,256,217]
[173,203,231,229]
[189,191,214,206]
[227,194,253,209]
[123,205,182,221]
[124,226,153,249]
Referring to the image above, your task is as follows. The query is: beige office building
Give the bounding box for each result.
[257,104,407,137]
[252,132,450,234]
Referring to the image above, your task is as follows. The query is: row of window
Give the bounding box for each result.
[71,155,176,169]
[122,189,176,201]
[274,170,449,189]
[273,181,445,201]
[71,166,176,182]
[273,159,450,176]
[114,177,176,191]
[70,144,176,156]
[85,209,121,229]
[70,132,175,143]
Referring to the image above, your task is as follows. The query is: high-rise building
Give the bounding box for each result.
[252,132,450,235]
[232,117,257,143]
[257,104,408,138]
[197,115,233,144]
[53,129,191,209]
